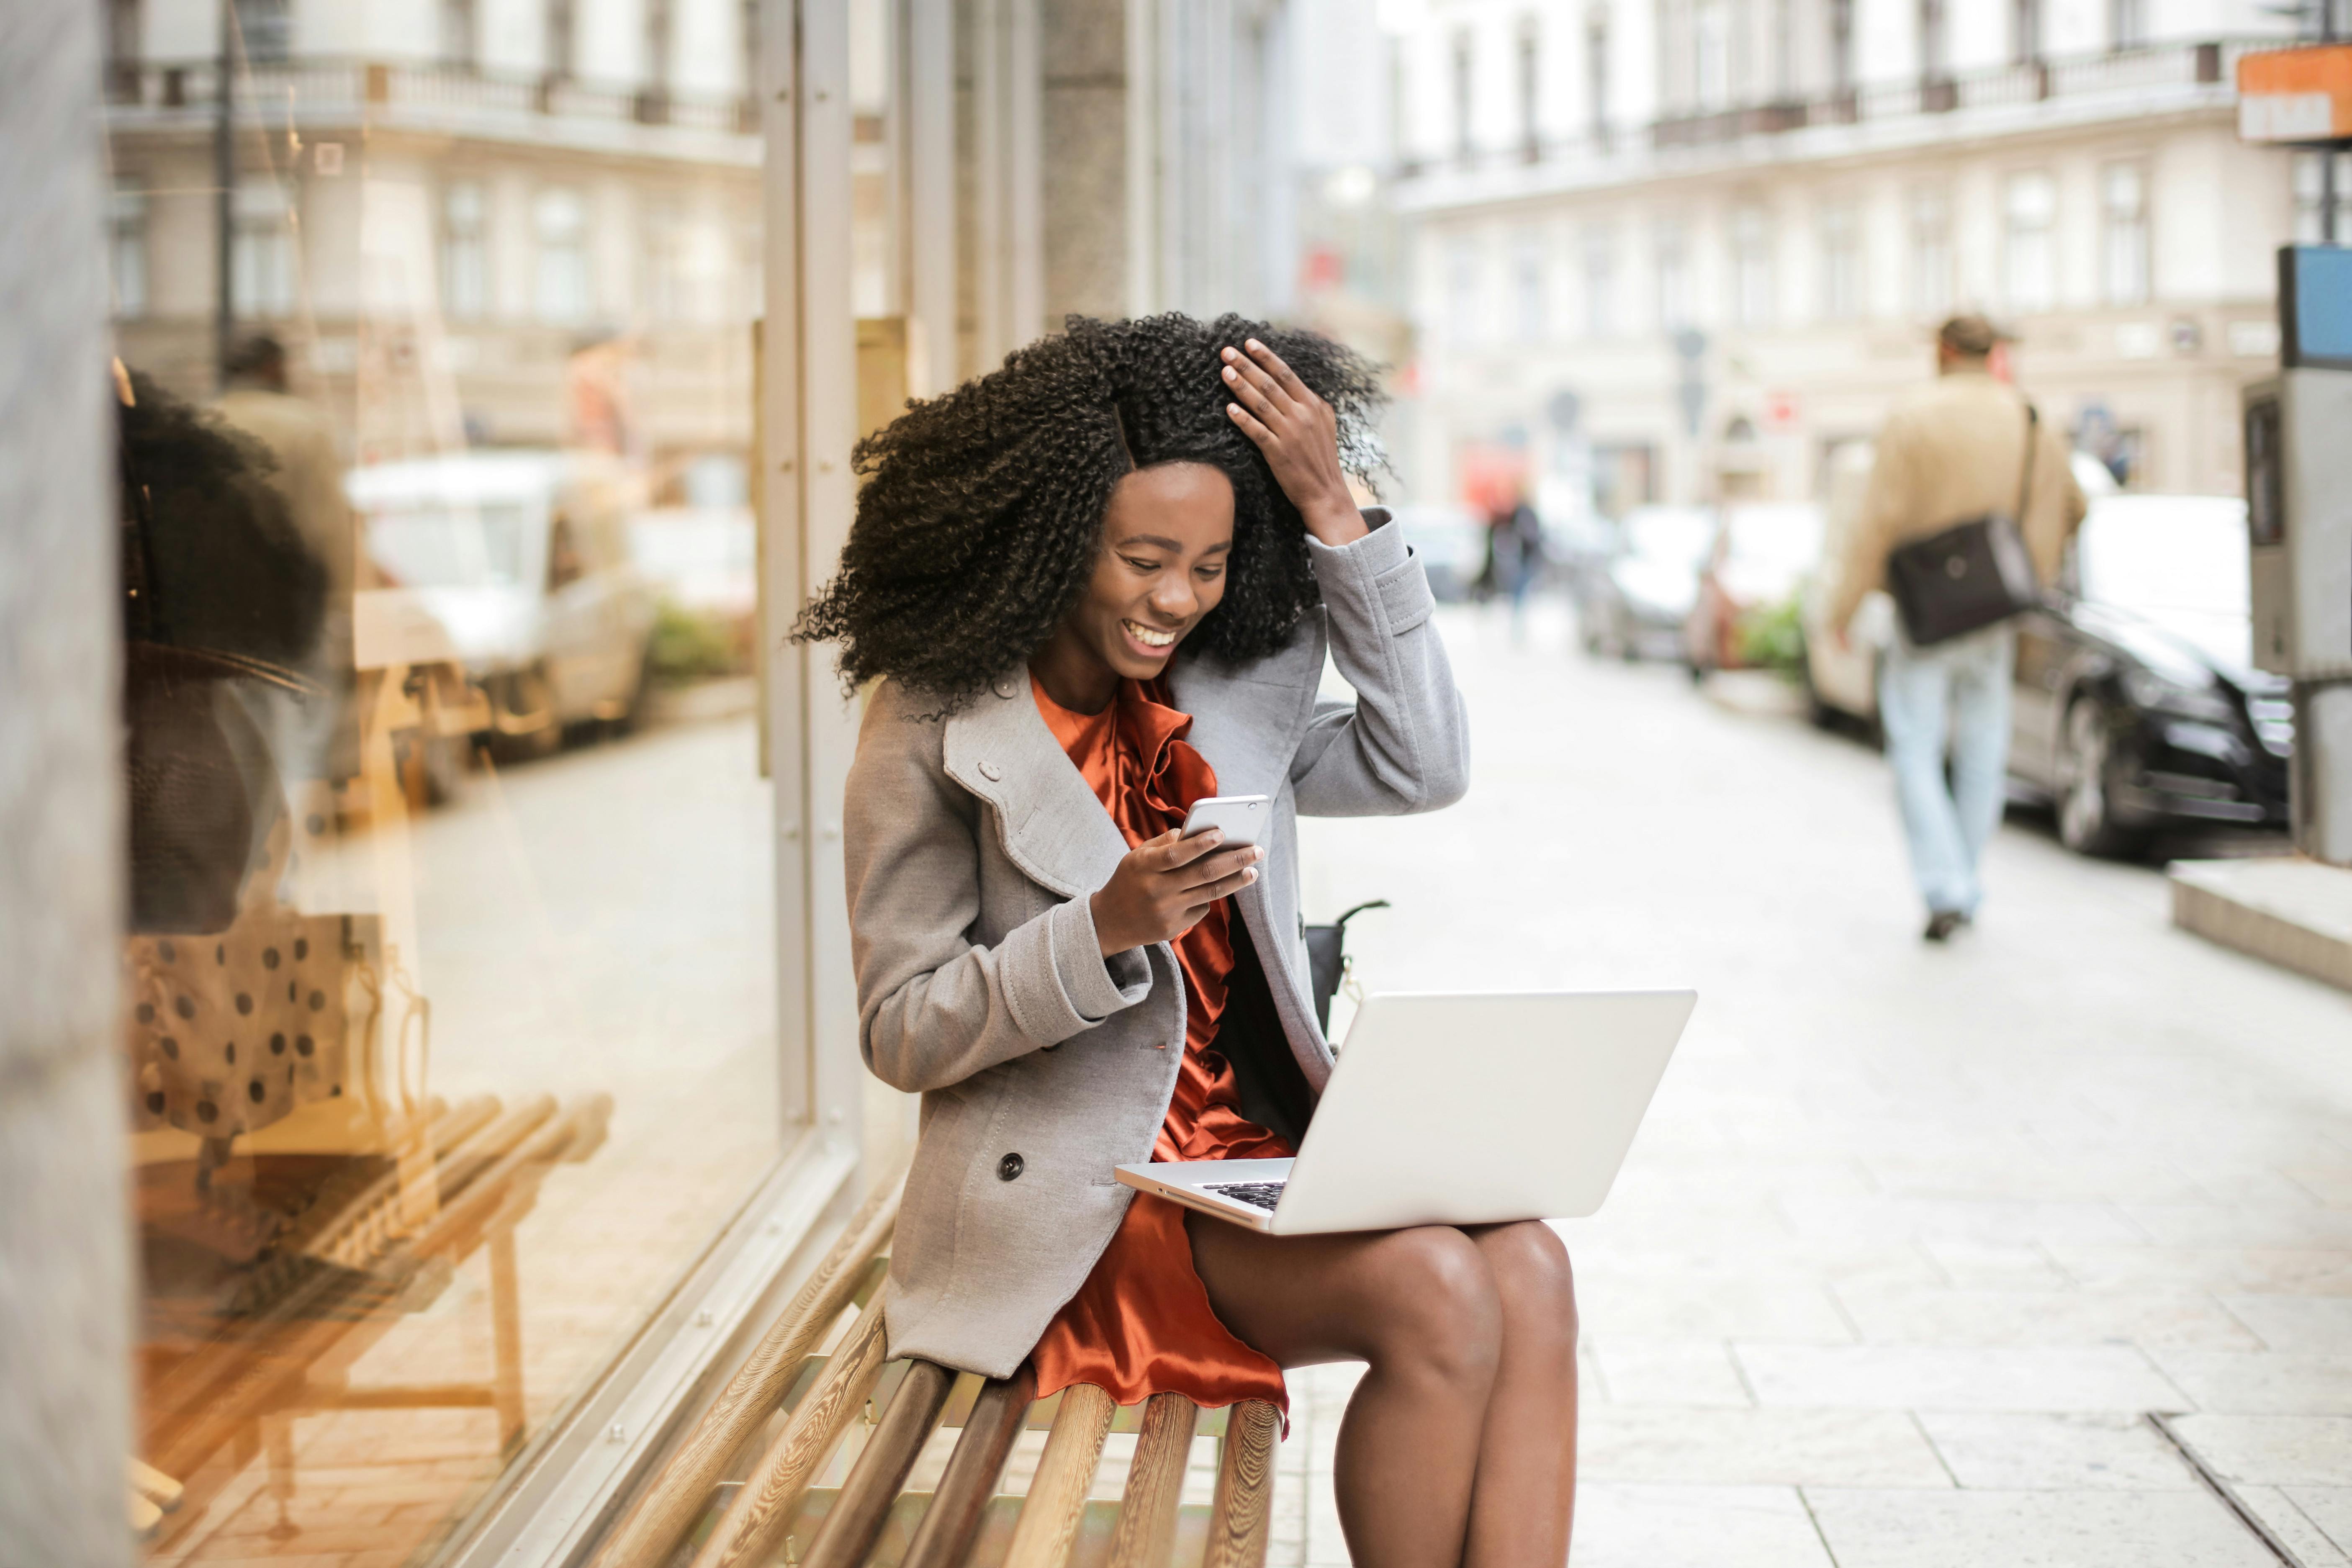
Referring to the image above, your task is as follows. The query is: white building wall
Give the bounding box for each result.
[481,0,549,75]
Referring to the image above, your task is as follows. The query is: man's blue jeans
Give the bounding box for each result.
[1877,625,2015,918]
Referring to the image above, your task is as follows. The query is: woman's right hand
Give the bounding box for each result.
[1090,829,1265,956]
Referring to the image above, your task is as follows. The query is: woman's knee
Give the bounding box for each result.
[1358,1226,1503,1388]
[1477,1221,1579,1353]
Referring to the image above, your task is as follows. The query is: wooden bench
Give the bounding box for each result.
[591,1175,1281,1568]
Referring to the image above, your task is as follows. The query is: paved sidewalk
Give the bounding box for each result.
[1277,604,2352,1567]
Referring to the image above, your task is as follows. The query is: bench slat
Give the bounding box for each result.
[589,1173,900,1568]
[900,1365,1037,1568]
[1106,1392,1199,1568]
[688,1293,892,1568]
[801,1359,956,1568]
[1002,1382,1117,1568]
[1201,1400,1279,1568]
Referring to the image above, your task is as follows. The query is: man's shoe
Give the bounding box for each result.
[1923,910,1963,943]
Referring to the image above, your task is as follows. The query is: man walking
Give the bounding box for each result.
[1825,315,2086,942]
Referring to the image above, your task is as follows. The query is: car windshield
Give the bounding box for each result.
[2076,496,2249,667]
[1723,505,1825,572]
[365,502,532,589]
[1623,508,1715,565]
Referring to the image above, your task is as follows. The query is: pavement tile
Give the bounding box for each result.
[2046,1246,2352,1296]
[2285,1487,2352,1557]
[2236,1486,2352,1567]
[1567,1483,1836,1568]
[2167,1414,2352,1487]
[2123,1205,2352,1249]
[2221,1293,2352,1352]
[1580,1406,1949,1487]
[1803,1487,2282,1567]
[1575,1277,1854,1343]
[1588,1338,1754,1407]
[1913,1411,2198,1490]
[1833,1285,2265,1351]
[2148,1350,2352,1414]
[1734,1344,2188,1412]
[2288,1167,2352,1208]
[1919,1240,2073,1289]
[1779,1195,2149,1248]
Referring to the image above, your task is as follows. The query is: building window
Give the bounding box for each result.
[1512,229,1547,341]
[1447,234,1483,347]
[1819,200,1861,321]
[231,180,296,317]
[1730,204,1774,328]
[107,0,142,71]
[1909,185,1952,317]
[2004,171,2056,314]
[441,0,476,66]
[1581,226,1617,339]
[233,0,290,61]
[1585,10,1609,146]
[441,181,489,319]
[2013,0,2044,65]
[2294,151,2352,242]
[1918,0,1947,80]
[1452,30,1475,164]
[1516,18,1541,161]
[2101,162,2149,306]
[1655,221,1690,332]
[1695,0,1731,110]
[1830,0,1855,95]
[110,183,148,318]
[2109,0,2145,50]
[534,185,591,323]
[547,0,576,80]
[646,0,674,91]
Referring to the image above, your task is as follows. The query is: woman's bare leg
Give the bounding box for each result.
[1461,1221,1580,1568]
[1188,1215,1503,1568]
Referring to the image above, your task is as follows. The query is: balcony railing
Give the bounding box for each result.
[104,57,759,139]
[1403,38,2260,184]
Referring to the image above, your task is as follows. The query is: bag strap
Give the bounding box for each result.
[2015,403,2040,525]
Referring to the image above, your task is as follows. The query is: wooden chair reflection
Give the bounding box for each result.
[136,1092,610,1545]
[590,1173,1280,1568]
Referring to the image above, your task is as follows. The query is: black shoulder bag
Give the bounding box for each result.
[1885,404,2043,647]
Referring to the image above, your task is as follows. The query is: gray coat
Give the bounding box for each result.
[842,514,1469,1378]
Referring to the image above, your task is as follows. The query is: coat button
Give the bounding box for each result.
[992,678,1017,699]
[997,1152,1024,1182]
[978,760,1002,781]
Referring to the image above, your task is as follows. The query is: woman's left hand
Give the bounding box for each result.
[1221,339,1368,548]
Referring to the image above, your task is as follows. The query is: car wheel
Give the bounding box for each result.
[2055,697,2147,859]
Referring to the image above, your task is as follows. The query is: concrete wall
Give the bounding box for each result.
[0,2,135,1565]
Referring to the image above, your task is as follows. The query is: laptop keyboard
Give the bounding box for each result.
[1203,1180,1286,1212]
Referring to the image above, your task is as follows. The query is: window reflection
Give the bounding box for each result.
[105,1,781,1558]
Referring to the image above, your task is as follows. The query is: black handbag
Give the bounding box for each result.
[1304,900,1388,1034]
[1886,404,2043,647]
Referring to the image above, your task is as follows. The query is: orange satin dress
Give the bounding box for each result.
[1027,672,1293,1416]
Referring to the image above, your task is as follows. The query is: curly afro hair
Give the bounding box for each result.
[793,312,1385,702]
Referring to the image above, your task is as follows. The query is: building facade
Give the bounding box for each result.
[1386,0,2349,519]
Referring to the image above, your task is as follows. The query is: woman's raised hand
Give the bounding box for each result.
[1221,340,1368,548]
[1090,828,1265,957]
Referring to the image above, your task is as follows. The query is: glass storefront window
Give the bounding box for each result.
[103,6,789,1561]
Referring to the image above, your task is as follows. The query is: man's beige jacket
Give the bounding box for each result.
[1825,367,2088,638]
[841,516,1468,1378]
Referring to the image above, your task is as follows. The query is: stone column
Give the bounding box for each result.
[1041,0,1130,324]
[0,3,135,1565]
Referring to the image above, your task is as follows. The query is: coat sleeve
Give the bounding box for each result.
[844,691,1152,1094]
[1289,510,1472,817]
[1828,414,1915,638]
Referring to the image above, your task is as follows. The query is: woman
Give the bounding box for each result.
[799,314,1578,1567]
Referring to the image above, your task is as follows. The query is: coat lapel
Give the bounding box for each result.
[1166,614,1326,804]
[941,675,1131,899]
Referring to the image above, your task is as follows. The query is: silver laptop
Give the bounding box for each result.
[1116,990,1695,1235]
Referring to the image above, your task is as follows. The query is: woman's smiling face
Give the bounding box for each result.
[1032,461,1235,710]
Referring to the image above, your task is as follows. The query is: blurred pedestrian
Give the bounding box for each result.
[1493,486,1545,623]
[1824,314,2086,942]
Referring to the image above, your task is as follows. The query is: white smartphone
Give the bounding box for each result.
[1180,794,1271,849]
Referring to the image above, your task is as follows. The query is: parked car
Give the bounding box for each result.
[1683,502,1825,677]
[1581,504,1716,660]
[1802,450,2120,732]
[1392,503,1490,603]
[2010,493,2291,856]
[350,450,658,761]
